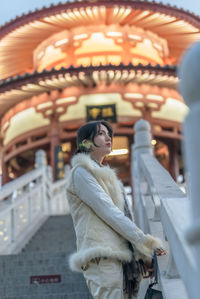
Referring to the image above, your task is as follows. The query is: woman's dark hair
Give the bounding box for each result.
[75,120,113,154]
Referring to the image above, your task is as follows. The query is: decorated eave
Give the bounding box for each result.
[0,63,178,118]
[0,0,200,80]
[1,0,200,36]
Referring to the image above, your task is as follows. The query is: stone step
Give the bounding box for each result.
[22,216,76,253]
[0,272,83,284]
[22,245,75,253]
[0,267,82,278]
[0,254,73,275]
[0,282,92,297]
[0,215,92,298]
[0,252,70,264]
[4,293,92,299]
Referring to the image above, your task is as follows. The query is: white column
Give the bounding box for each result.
[179,42,200,265]
[132,119,153,229]
[35,150,48,215]
[35,150,47,168]
[132,119,154,299]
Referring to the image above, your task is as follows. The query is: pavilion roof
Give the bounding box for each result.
[1,0,200,33]
[0,0,200,81]
[0,63,178,119]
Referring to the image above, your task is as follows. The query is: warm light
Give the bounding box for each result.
[61,12,70,19]
[128,34,141,41]
[37,51,44,60]
[151,140,157,146]
[107,32,122,37]
[153,43,162,52]
[68,11,76,19]
[143,39,152,47]
[74,34,88,40]
[56,97,76,105]
[146,95,164,101]
[62,142,71,152]
[154,125,162,132]
[2,121,9,132]
[9,172,15,179]
[37,102,53,110]
[125,93,143,99]
[56,107,64,113]
[109,149,129,156]
[55,38,69,47]
[86,7,93,18]
[45,109,53,115]
[39,80,46,85]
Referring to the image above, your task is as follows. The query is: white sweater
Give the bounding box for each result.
[67,153,161,272]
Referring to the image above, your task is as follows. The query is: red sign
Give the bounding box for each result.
[30,275,61,284]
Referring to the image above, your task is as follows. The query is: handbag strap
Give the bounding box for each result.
[149,250,159,288]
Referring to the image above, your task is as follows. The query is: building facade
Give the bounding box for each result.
[0,0,200,185]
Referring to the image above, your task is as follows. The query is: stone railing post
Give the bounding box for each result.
[46,165,53,182]
[35,150,48,214]
[179,42,200,267]
[46,165,53,215]
[35,149,46,169]
[132,119,153,230]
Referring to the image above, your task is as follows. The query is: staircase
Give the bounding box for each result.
[0,215,92,298]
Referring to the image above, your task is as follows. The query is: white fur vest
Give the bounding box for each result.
[67,153,132,272]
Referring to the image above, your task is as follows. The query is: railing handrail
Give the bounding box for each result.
[46,176,67,191]
[0,150,69,255]
[137,151,197,299]
[0,168,42,201]
[132,118,200,299]
[140,153,185,200]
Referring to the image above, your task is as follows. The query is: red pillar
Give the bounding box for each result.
[168,140,179,181]
[0,130,9,185]
[1,152,9,185]
[49,121,60,181]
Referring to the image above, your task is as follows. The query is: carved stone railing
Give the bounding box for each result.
[132,42,200,299]
[132,119,197,299]
[0,150,69,254]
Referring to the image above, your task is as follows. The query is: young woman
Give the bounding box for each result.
[67,120,165,299]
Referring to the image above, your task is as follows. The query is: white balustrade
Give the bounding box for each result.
[178,41,200,299]
[132,121,193,299]
[0,150,69,254]
[132,119,153,232]
[132,41,200,299]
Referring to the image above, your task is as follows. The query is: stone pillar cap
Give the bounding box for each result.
[134,119,151,131]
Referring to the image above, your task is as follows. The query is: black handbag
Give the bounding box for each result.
[144,251,163,299]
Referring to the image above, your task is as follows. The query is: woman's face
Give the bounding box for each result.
[92,124,112,156]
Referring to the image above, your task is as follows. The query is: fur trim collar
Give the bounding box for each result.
[71,153,114,175]
[71,153,124,211]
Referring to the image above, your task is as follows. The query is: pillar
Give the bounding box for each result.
[1,153,9,185]
[49,120,60,181]
[131,119,153,228]
[179,41,200,276]
[167,139,179,181]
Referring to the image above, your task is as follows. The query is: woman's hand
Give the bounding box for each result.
[143,259,154,278]
[143,248,167,278]
[155,248,167,256]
